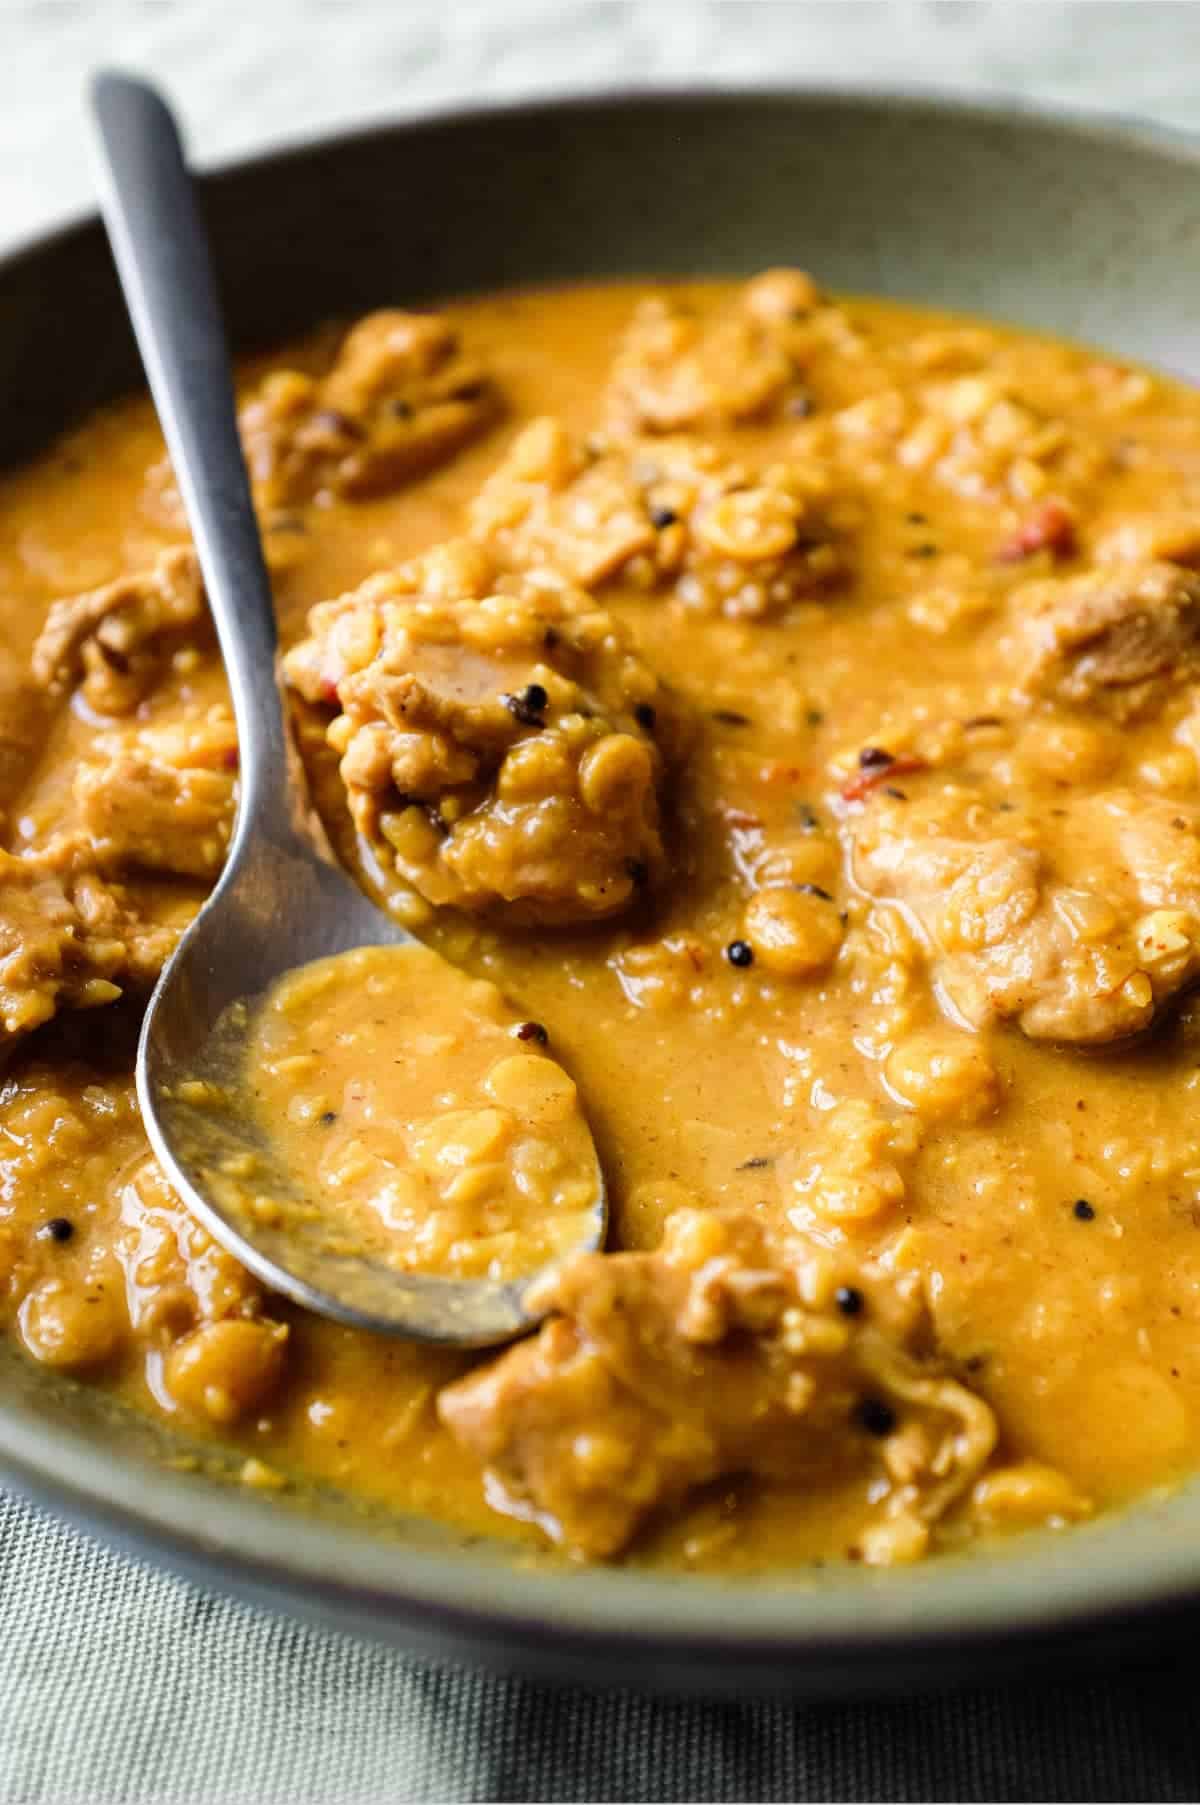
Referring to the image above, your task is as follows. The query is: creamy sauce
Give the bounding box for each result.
[237,943,599,1280]
[2,279,1200,1566]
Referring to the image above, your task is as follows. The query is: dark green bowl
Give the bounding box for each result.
[3,88,1200,1696]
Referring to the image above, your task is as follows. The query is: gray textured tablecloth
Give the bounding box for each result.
[5,5,1200,1799]
[5,1484,1200,1802]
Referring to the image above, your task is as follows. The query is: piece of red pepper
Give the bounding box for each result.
[995,497,1077,564]
[840,752,928,802]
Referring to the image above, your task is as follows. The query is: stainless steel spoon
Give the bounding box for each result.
[88,71,606,1344]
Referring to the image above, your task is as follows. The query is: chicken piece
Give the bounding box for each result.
[240,310,500,507]
[0,651,51,821]
[0,1075,285,1389]
[283,539,499,714]
[850,785,1200,1046]
[833,371,1108,507]
[470,419,657,588]
[1004,560,1200,719]
[73,706,238,882]
[0,855,182,1041]
[469,418,845,619]
[284,552,682,923]
[6,1142,287,1407]
[439,1209,996,1561]
[31,546,208,717]
[605,271,819,435]
[115,1158,264,1334]
[115,1158,288,1423]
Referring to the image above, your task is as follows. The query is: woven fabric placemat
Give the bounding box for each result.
[4,1487,1200,1803]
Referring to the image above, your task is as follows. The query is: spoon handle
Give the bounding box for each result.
[88,71,291,845]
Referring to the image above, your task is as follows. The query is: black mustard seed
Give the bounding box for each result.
[855,1397,897,1437]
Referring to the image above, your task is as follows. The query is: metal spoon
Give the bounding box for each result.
[88,72,606,1344]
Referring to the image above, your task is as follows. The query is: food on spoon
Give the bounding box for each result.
[231,943,599,1282]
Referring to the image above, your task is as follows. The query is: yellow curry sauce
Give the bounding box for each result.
[2,275,1200,1567]
[238,943,599,1281]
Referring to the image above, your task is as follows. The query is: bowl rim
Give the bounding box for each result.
[4,77,1200,274]
[5,80,1200,1679]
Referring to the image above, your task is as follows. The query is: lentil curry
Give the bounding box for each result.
[235,942,601,1282]
[3,273,1200,1568]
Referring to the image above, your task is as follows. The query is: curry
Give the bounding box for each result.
[2,272,1200,1569]
[236,943,600,1281]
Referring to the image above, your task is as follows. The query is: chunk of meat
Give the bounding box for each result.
[1004,560,1200,719]
[832,371,1109,506]
[850,785,1200,1045]
[74,706,238,881]
[469,418,845,619]
[605,271,819,435]
[470,419,657,588]
[439,1209,996,1561]
[31,546,208,716]
[116,1158,263,1333]
[0,651,52,820]
[0,856,182,1041]
[283,540,497,710]
[284,553,683,923]
[240,311,500,507]
[116,1158,288,1423]
[5,1142,287,1406]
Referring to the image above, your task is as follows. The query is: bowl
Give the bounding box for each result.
[4,87,1200,1697]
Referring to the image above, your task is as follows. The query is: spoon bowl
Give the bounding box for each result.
[90,71,606,1344]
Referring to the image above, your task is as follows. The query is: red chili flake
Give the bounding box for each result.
[221,746,240,771]
[995,497,1077,564]
[319,676,340,705]
[840,752,928,803]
